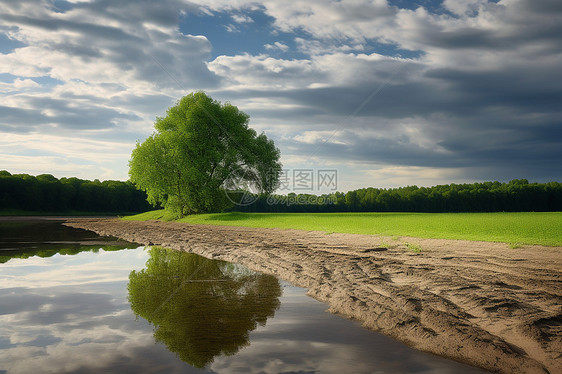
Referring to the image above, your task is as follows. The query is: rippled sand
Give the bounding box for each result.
[65,218,562,374]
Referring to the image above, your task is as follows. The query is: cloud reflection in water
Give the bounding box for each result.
[0,223,485,373]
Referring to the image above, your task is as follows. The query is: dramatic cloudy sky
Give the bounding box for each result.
[1,0,561,190]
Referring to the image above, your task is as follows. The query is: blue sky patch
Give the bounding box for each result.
[180,6,310,59]
[0,73,16,83]
[388,0,452,14]
[0,32,26,54]
[0,74,63,90]
[348,39,423,59]
[31,76,64,87]
[388,0,501,16]
[179,5,422,60]
[50,0,75,14]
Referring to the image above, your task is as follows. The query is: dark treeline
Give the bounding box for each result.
[232,179,562,213]
[3,171,560,214]
[0,170,152,213]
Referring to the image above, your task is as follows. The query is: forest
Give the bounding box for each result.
[1,171,560,214]
[0,171,152,213]
[232,179,562,213]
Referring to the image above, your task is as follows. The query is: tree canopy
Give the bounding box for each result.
[128,247,281,368]
[0,171,151,213]
[129,92,282,216]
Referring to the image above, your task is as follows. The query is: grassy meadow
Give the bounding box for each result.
[124,211,562,247]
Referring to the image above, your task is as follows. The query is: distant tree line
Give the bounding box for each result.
[0,171,152,213]
[231,179,562,213]
[3,171,559,214]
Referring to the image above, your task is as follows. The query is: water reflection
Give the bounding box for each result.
[0,220,487,373]
[0,219,134,264]
[128,247,282,368]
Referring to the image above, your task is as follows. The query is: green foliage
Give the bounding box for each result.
[125,211,562,246]
[0,171,151,213]
[120,209,174,221]
[229,180,562,213]
[129,92,281,216]
[128,247,281,368]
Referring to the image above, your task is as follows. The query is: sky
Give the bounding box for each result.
[0,0,561,191]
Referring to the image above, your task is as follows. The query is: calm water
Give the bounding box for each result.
[0,219,487,373]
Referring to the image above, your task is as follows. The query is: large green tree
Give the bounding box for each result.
[129,92,282,216]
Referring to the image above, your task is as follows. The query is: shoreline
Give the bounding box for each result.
[0,215,118,221]
[64,218,562,374]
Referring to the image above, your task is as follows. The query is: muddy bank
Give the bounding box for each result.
[64,218,561,374]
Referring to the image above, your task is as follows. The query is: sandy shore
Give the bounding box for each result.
[64,218,561,374]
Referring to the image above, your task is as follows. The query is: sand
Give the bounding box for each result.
[64,218,561,374]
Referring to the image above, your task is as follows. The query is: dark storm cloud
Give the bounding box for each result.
[219,61,561,182]
[218,13,561,180]
[227,69,559,126]
[50,42,103,59]
[286,108,561,176]
[420,25,562,52]
[259,59,561,180]
[395,0,562,53]
[426,68,562,111]
[287,83,455,118]
[285,122,562,181]
[284,131,462,169]
[522,0,562,13]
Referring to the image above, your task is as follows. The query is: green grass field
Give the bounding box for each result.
[124,211,562,247]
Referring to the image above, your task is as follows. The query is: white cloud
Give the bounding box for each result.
[13,78,39,89]
[0,78,40,93]
[231,14,254,23]
[224,23,240,33]
[209,53,319,89]
[264,41,289,52]
[443,0,490,16]
[0,0,560,186]
[0,133,136,180]
[362,165,470,188]
[293,131,347,145]
[0,249,147,288]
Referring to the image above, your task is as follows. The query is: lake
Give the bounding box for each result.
[0,219,487,373]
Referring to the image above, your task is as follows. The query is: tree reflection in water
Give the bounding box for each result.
[128,247,282,369]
